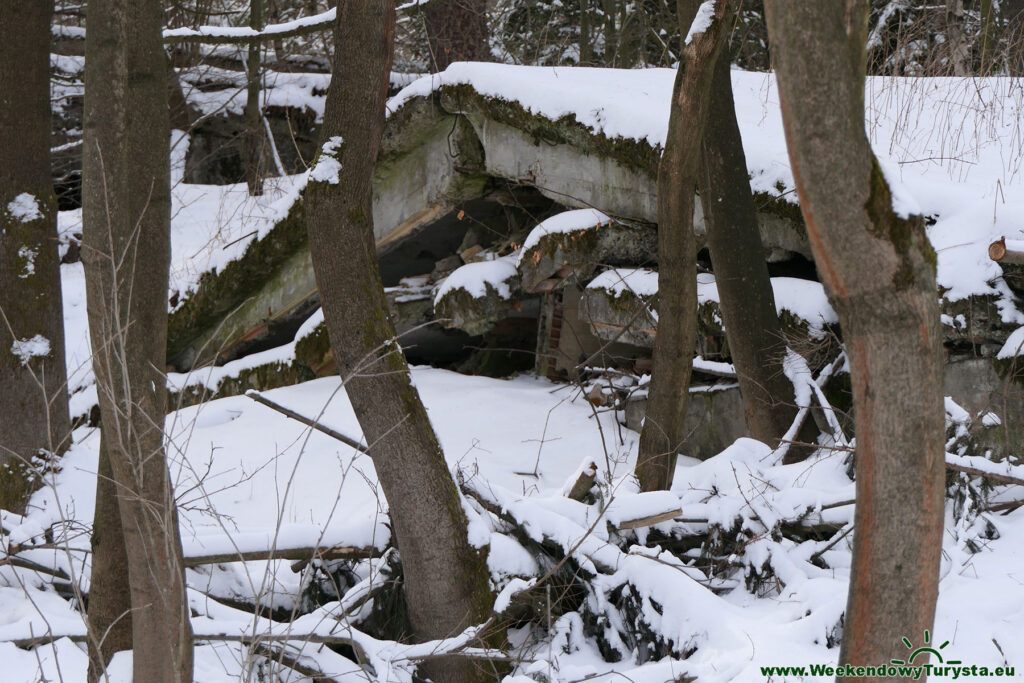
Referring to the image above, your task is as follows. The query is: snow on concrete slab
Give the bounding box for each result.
[517,208,612,262]
[434,254,519,303]
[587,267,659,298]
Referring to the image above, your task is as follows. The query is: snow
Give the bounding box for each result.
[9,335,50,366]
[163,7,335,40]
[587,267,658,298]
[434,255,519,303]
[13,62,1024,683]
[308,135,343,184]
[16,246,36,278]
[389,65,1024,318]
[7,357,1024,681]
[696,274,838,335]
[998,325,1024,359]
[684,1,717,46]
[6,193,42,223]
[517,208,611,263]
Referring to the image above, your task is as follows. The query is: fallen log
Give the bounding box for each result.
[183,544,380,568]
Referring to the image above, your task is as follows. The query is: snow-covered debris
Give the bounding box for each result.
[517,208,611,265]
[587,268,658,298]
[6,193,43,222]
[386,64,1024,318]
[433,255,519,304]
[697,274,838,336]
[997,325,1024,359]
[10,335,50,366]
[162,7,336,40]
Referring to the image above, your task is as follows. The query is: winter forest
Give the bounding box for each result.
[3,0,1024,681]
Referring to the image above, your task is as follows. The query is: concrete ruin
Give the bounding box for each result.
[153,75,1024,459]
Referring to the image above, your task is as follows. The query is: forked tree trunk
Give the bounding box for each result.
[0,0,71,512]
[697,45,807,456]
[424,0,490,71]
[635,0,733,491]
[304,3,495,682]
[82,0,193,680]
[764,1,945,676]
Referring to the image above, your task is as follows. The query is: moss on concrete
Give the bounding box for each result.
[167,196,310,364]
[440,84,661,177]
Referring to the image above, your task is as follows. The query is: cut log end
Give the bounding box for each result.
[989,237,1007,261]
[989,237,1024,265]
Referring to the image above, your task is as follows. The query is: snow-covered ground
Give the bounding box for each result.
[6,366,1024,681]
[6,64,1024,681]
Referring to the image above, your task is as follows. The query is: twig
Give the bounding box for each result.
[245,390,368,453]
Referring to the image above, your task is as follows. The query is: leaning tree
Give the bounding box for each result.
[304,2,497,682]
[765,0,946,674]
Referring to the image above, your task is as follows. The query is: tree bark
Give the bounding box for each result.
[0,0,71,513]
[764,1,945,676]
[245,0,266,195]
[424,0,490,71]
[304,3,495,682]
[697,45,807,456]
[635,0,732,492]
[86,436,133,683]
[82,0,194,680]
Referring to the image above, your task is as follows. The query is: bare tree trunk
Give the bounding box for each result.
[82,0,194,680]
[979,0,998,73]
[635,0,733,491]
[764,1,945,676]
[1004,0,1024,75]
[697,45,807,456]
[0,0,71,513]
[304,3,495,682]
[943,0,970,76]
[86,436,133,682]
[424,0,490,71]
[245,0,266,195]
[580,0,593,65]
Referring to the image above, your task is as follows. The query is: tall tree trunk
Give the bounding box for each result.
[1004,0,1024,76]
[245,0,265,195]
[424,0,489,72]
[82,0,194,680]
[764,1,945,676]
[580,0,593,66]
[0,0,71,513]
[86,436,133,683]
[304,3,495,682]
[635,0,733,491]
[697,45,807,456]
[979,0,997,73]
[943,0,970,76]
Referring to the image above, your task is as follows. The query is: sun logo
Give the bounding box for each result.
[891,630,962,666]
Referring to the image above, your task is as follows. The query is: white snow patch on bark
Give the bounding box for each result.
[309,136,344,184]
[17,246,37,278]
[7,193,43,222]
[685,1,716,46]
[11,334,51,365]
